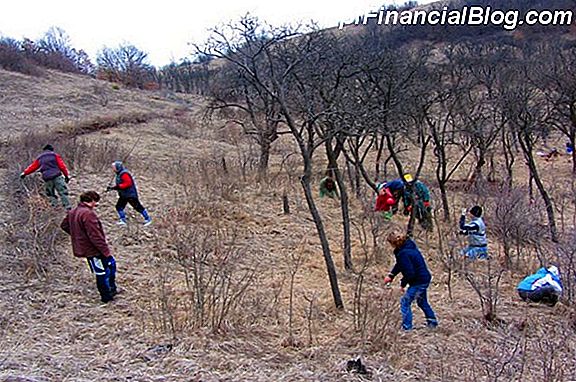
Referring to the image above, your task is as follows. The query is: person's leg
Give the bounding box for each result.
[128,197,151,224]
[107,256,117,295]
[400,286,418,331]
[44,179,58,207]
[420,205,433,231]
[532,286,559,306]
[415,284,438,327]
[54,176,71,210]
[87,256,113,302]
[115,197,129,224]
[518,290,529,301]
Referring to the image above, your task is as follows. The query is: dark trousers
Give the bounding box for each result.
[116,196,145,213]
[518,286,559,306]
[87,255,117,302]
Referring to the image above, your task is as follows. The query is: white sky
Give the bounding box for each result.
[0,0,433,67]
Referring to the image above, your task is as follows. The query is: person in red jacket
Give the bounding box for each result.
[374,183,398,221]
[106,161,151,226]
[61,191,117,303]
[20,144,71,210]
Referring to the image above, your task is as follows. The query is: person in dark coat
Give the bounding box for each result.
[107,161,151,226]
[61,191,117,303]
[20,144,71,210]
[383,229,438,331]
[402,174,433,231]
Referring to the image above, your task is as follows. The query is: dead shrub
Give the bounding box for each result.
[5,176,65,279]
[57,112,157,136]
[0,38,42,76]
[5,131,122,175]
[487,187,548,270]
[556,232,576,305]
[463,257,506,324]
[153,222,261,334]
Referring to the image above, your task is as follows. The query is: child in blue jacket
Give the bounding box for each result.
[383,229,438,331]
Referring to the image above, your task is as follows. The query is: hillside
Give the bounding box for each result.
[1,65,576,382]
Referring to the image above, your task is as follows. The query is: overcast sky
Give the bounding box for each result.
[0,0,432,67]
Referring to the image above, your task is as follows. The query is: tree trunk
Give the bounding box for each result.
[258,137,271,181]
[326,140,352,271]
[439,180,450,222]
[519,132,558,242]
[301,162,344,309]
[572,148,576,175]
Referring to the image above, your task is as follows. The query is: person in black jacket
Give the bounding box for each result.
[383,229,438,331]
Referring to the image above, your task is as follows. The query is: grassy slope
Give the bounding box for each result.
[0,68,575,381]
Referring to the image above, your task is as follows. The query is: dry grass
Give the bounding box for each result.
[1,68,576,381]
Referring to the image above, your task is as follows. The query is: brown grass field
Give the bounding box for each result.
[1,68,575,381]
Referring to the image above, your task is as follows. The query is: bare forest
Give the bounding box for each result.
[1,1,576,381]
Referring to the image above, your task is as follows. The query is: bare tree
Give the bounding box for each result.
[536,41,576,173]
[197,16,344,309]
[198,19,288,179]
[96,43,156,88]
[499,51,558,242]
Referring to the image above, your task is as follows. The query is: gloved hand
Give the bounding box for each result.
[64,176,70,183]
[423,201,430,208]
[384,276,394,285]
[19,173,25,179]
[382,211,393,221]
[461,208,467,215]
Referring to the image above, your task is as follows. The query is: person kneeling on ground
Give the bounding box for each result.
[383,229,438,331]
[517,265,562,307]
[374,183,397,221]
[459,205,488,259]
[319,175,339,199]
[61,191,117,303]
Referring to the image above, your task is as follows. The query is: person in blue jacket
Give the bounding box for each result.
[517,265,562,307]
[383,229,438,331]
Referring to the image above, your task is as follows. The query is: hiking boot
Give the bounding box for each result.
[143,218,152,226]
[116,219,127,226]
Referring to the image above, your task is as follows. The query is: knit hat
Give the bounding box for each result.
[112,160,124,173]
[547,265,559,278]
[470,205,483,217]
[43,144,54,151]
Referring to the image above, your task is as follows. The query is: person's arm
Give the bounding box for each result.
[85,212,111,257]
[60,214,71,235]
[22,160,40,176]
[55,154,69,178]
[459,217,480,235]
[533,274,563,294]
[115,173,133,190]
[419,182,431,202]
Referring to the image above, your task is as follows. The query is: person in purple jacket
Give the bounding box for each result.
[383,228,438,331]
[20,144,71,210]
